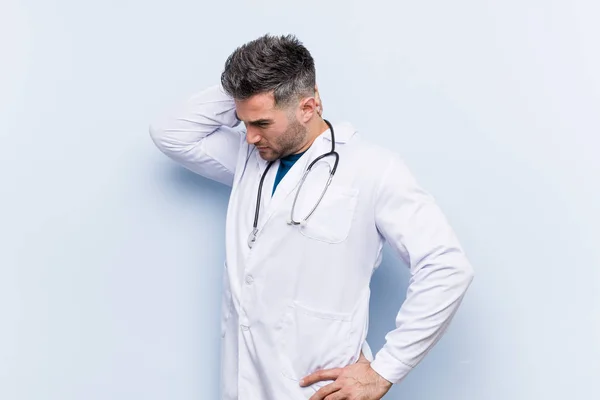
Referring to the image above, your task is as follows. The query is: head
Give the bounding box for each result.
[221,34,321,161]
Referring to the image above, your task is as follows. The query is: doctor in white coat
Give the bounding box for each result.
[149,34,474,400]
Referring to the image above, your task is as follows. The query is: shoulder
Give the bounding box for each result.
[342,125,403,174]
[341,125,422,202]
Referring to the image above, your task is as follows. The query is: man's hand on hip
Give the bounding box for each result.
[300,352,393,400]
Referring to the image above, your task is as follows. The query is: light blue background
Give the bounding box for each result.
[1,1,599,399]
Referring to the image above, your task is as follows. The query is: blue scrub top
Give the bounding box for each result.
[272,151,306,195]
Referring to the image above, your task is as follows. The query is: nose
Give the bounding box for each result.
[246,126,261,145]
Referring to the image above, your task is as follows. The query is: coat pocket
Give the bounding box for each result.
[276,301,353,382]
[298,185,359,244]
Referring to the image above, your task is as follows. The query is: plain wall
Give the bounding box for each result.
[1,0,599,399]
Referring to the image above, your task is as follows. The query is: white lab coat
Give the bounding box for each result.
[149,84,474,399]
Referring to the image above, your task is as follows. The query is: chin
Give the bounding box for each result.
[258,148,280,161]
[262,155,280,162]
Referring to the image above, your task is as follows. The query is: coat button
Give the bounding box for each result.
[245,275,254,285]
[240,325,249,331]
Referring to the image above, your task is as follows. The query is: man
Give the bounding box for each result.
[149,34,474,400]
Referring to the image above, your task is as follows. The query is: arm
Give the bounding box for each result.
[370,155,475,384]
[149,84,242,186]
[301,154,474,400]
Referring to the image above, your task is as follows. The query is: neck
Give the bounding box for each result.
[294,117,330,154]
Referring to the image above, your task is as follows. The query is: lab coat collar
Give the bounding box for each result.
[321,121,356,144]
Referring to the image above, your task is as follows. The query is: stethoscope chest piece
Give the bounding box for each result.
[247,228,258,248]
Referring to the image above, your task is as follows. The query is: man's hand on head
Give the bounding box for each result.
[300,352,393,400]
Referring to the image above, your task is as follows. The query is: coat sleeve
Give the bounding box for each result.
[370,154,474,384]
[149,84,243,186]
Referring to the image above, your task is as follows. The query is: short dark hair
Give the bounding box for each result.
[221,34,316,107]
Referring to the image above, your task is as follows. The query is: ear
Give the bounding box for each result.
[299,95,318,123]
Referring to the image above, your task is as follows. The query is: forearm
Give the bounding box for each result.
[149,84,238,155]
[148,84,242,185]
[370,249,473,383]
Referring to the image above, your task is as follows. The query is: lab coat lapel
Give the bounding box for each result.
[253,149,276,212]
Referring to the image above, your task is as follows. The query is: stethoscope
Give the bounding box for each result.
[247,119,339,248]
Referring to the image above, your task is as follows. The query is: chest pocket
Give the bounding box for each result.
[296,185,359,244]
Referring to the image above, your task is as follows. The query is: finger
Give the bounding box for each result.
[308,381,342,400]
[324,391,347,400]
[300,368,343,387]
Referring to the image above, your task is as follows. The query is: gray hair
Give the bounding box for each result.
[220,34,316,108]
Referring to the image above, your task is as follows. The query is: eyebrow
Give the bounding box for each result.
[234,111,272,125]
